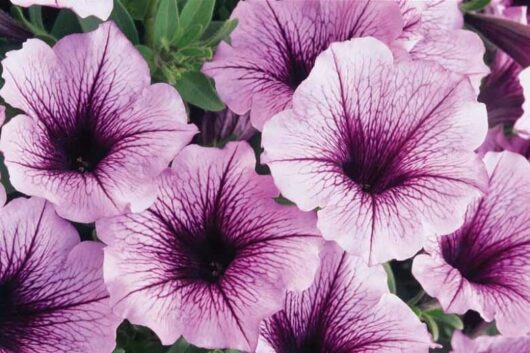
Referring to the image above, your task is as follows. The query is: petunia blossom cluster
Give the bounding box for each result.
[0,0,529,352]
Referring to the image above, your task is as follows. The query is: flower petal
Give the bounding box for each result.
[97,141,321,351]
[0,22,196,222]
[413,151,530,336]
[451,331,530,353]
[515,67,530,136]
[0,197,119,352]
[203,0,403,130]
[259,242,432,353]
[263,37,488,264]
[11,0,113,20]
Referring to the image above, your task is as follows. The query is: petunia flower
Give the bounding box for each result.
[262,38,488,265]
[257,241,432,353]
[97,141,321,352]
[203,0,404,130]
[0,22,198,223]
[10,0,113,20]
[413,151,530,336]
[0,197,120,353]
[451,331,530,353]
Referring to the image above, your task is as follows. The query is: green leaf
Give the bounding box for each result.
[166,338,190,353]
[110,0,140,44]
[422,314,440,341]
[28,6,44,31]
[178,0,214,38]
[11,6,56,44]
[201,19,238,47]
[407,289,425,307]
[383,262,397,294]
[460,0,491,12]
[78,16,102,33]
[425,309,464,330]
[154,0,179,48]
[175,24,203,47]
[274,195,295,205]
[177,46,211,59]
[51,10,82,39]
[174,71,225,111]
[112,349,126,353]
[121,0,151,20]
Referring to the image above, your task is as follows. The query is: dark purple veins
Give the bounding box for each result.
[341,150,408,195]
[49,115,113,173]
[169,216,238,284]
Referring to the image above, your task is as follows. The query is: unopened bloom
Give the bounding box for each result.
[192,108,256,146]
[258,242,432,353]
[10,0,113,20]
[0,9,31,42]
[451,331,530,353]
[98,142,321,351]
[0,22,197,223]
[465,11,530,68]
[263,38,488,264]
[413,151,530,336]
[0,197,120,353]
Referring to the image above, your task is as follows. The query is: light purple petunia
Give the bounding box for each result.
[257,242,432,353]
[0,197,120,353]
[203,0,487,131]
[451,331,530,353]
[10,0,113,20]
[262,38,488,265]
[203,0,403,130]
[0,22,198,223]
[413,151,530,337]
[97,141,321,352]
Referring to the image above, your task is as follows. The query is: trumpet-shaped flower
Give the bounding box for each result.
[0,197,120,353]
[262,38,488,264]
[204,0,488,131]
[0,22,197,223]
[97,141,321,352]
[203,0,403,130]
[413,152,530,336]
[258,242,432,353]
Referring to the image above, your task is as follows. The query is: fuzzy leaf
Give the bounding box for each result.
[154,0,179,47]
[174,71,225,111]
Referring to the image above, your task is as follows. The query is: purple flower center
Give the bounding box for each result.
[285,58,312,90]
[179,223,237,284]
[441,233,499,285]
[51,119,113,173]
[0,279,22,350]
[341,155,408,195]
